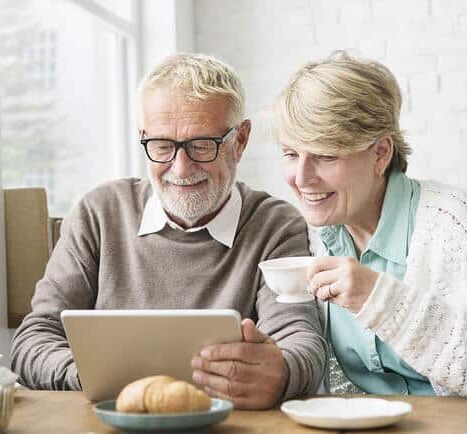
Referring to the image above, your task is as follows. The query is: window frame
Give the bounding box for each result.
[66,0,144,177]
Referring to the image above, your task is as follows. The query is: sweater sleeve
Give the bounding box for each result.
[355,272,467,395]
[352,182,467,396]
[255,214,327,400]
[11,198,99,390]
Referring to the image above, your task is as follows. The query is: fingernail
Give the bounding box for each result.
[192,371,203,383]
[200,349,211,358]
[191,357,202,369]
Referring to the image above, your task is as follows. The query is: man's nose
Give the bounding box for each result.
[170,148,195,177]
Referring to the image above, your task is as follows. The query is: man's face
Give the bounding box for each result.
[140,87,248,228]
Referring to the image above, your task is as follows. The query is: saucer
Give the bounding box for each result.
[93,398,233,433]
[281,397,412,430]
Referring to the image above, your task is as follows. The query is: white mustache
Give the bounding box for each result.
[162,171,209,186]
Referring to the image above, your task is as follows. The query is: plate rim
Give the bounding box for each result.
[92,397,233,432]
[281,397,412,421]
[93,397,233,418]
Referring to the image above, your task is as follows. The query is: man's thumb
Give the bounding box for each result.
[241,318,272,344]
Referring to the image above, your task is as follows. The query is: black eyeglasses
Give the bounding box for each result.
[140,127,237,163]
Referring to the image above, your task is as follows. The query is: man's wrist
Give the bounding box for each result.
[275,355,290,405]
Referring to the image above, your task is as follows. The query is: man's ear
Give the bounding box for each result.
[374,136,393,176]
[234,119,251,162]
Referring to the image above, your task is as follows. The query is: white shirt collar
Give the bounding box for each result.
[138,184,242,248]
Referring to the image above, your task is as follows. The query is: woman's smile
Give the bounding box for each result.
[301,191,335,204]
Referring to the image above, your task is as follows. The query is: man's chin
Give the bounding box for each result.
[162,199,210,223]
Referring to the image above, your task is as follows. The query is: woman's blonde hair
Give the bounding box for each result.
[138,53,245,126]
[274,51,411,172]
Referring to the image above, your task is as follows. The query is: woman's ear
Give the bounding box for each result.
[234,119,252,162]
[374,136,394,176]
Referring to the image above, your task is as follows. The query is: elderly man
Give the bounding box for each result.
[11,53,326,409]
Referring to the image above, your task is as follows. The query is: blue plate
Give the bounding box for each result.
[93,398,233,433]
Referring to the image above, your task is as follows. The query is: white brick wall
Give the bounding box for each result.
[195,0,467,205]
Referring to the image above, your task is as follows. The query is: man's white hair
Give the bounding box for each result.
[138,53,245,126]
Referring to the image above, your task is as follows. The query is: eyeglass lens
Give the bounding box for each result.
[146,139,218,162]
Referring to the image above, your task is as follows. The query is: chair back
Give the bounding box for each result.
[4,188,50,328]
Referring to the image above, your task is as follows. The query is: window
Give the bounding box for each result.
[0,0,142,216]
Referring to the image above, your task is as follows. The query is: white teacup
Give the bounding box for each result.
[258,256,316,303]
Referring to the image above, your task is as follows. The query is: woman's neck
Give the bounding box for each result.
[344,177,388,258]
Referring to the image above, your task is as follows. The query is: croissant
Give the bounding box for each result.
[116,375,211,414]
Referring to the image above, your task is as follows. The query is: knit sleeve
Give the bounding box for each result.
[11,196,99,390]
[355,182,467,396]
[255,209,327,400]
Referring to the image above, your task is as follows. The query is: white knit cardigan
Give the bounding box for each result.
[313,180,467,396]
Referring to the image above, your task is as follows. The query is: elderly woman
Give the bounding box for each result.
[274,51,467,396]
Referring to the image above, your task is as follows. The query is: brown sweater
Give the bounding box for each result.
[11,179,326,399]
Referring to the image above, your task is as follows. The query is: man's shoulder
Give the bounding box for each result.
[236,181,305,234]
[236,181,302,218]
[66,178,152,225]
[235,181,309,256]
[81,178,151,207]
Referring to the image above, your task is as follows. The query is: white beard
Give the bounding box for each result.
[150,157,237,227]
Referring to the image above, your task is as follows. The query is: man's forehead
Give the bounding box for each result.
[143,88,228,109]
[142,92,229,124]
[145,110,220,122]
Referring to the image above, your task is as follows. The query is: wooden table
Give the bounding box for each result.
[6,390,467,433]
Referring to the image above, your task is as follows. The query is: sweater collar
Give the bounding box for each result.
[138,183,242,248]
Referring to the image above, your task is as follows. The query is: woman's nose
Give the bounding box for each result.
[295,156,319,187]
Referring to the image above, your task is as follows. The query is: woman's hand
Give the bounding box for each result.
[307,257,379,313]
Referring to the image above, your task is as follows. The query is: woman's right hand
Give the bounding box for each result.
[307,256,379,313]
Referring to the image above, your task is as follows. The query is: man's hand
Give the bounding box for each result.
[307,256,379,313]
[191,318,288,409]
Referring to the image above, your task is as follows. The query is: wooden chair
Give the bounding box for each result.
[3,188,51,328]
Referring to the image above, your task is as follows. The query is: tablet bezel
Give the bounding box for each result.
[61,309,243,401]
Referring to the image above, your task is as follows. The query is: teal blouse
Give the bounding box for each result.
[319,170,434,395]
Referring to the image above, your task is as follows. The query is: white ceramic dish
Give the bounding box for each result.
[258,256,316,303]
[281,397,412,430]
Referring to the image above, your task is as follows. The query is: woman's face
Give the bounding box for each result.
[282,142,388,228]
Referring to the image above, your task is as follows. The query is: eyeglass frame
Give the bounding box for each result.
[140,127,237,163]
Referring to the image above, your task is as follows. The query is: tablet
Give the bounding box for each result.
[61,309,243,401]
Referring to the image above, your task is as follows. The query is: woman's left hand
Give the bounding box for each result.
[307,256,379,313]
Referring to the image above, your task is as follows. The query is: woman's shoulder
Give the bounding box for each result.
[419,179,467,198]
[419,180,467,211]
[416,179,467,232]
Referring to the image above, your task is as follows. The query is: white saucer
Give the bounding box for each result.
[281,397,412,430]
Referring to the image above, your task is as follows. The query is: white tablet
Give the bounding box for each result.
[61,309,243,401]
